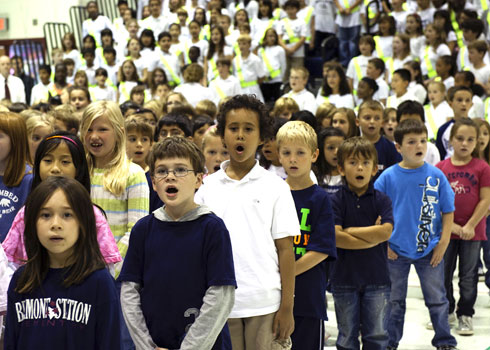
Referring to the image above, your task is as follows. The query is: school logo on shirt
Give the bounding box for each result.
[0,189,19,219]
[417,177,440,253]
[15,297,92,326]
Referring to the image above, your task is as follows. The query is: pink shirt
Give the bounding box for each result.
[436,157,490,241]
[2,205,122,264]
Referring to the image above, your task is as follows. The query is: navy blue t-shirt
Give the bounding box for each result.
[5,267,120,350]
[330,184,393,287]
[118,212,236,350]
[291,185,337,319]
[374,136,402,180]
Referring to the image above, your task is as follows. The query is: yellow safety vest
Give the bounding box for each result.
[485,97,490,122]
[200,25,210,41]
[341,0,359,14]
[119,82,131,101]
[424,104,438,139]
[303,6,314,41]
[450,11,464,48]
[209,57,218,80]
[234,55,258,88]
[373,36,386,61]
[352,57,363,95]
[273,8,282,21]
[159,54,181,86]
[259,19,275,45]
[424,46,437,78]
[283,18,299,43]
[364,0,376,19]
[214,82,227,99]
[386,57,395,77]
[259,48,280,79]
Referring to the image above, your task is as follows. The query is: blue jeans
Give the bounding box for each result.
[387,253,456,348]
[332,284,390,350]
[444,240,481,316]
[338,26,360,67]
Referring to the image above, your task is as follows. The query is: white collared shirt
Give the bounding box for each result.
[283,88,317,114]
[0,75,25,103]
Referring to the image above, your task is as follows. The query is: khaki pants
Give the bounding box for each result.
[228,313,275,350]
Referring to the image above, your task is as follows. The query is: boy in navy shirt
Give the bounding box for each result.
[357,100,402,178]
[276,121,337,349]
[119,137,236,350]
[331,136,394,350]
[375,119,457,350]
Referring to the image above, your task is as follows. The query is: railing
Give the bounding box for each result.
[43,22,71,65]
[8,40,46,84]
[70,6,88,50]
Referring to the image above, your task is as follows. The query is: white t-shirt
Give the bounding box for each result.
[312,0,336,33]
[410,36,426,58]
[174,82,219,106]
[375,36,393,60]
[425,101,453,140]
[335,0,361,27]
[233,53,266,102]
[182,39,209,64]
[420,44,451,76]
[386,90,417,109]
[470,64,490,85]
[90,85,117,102]
[209,75,242,99]
[374,76,389,101]
[408,81,427,105]
[258,46,286,84]
[82,15,113,46]
[283,88,317,114]
[195,161,300,318]
[346,54,374,91]
[139,15,169,40]
[30,82,51,105]
[277,18,307,58]
[417,7,435,28]
[391,10,408,34]
[316,89,355,109]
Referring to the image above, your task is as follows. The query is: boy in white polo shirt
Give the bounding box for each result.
[209,58,242,100]
[195,94,300,349]
[281,66,317,114]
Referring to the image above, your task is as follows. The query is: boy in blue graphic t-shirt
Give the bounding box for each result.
[276,121,337,349]
[119,137,236,350]
[375,119,458,350]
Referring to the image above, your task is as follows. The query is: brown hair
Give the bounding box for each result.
[337,136,378,170]
[0,112,29,186]
[195,99,218,119]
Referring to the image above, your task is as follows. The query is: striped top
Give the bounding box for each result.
[90,163,149,246]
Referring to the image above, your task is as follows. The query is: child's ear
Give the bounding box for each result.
[355,118,360,127]
[371,162,379,176]
[195,172,203,189]
[337,164,345,177]
[311,148,319,163]
[395,141,402,154]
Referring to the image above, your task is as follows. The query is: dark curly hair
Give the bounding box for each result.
[217,94,274,141]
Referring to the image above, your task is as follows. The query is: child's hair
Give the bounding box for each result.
[434,10,454,34]
[82,34,97,49]
[460,18,484,38]
[195,99,218,119]
[393,68,411,83]
[437,55,456,77]
[290,110,318,131]
[238,22,251,34]
[38,64,51,75]
[358,100,384,116]
[74,70,89,88]
[237,34,252,44]
[95,67,108,77]
[119,101,141,116]
[130,85,146,102]
[69,86,91,103]
[359,77,379,95]
[192,115,214,134]
[62,33,78,51]
[406,13,423,35]
[207,26,226,59]
[404,60,423,84]
[217,94,274,140]
[396,100,425,123]
[157,31,172,42]
[31,131,90,192]
[316,102,337,127]
[80,101,131,196]
[447,85,473,101]
[201,124,220,149]
[291,66,309,81]
[139,104,161,122]
[150,68,168,92]
[125,117,154,140]
[368,58,385,74]
[120,59,139,82]
[172,104,196,120]
[148,136,205,176]
[378,14,396,35]
[50,108,80,133]
[359,34,375,52]
[234,8,250,27]
[183,63,204,83]
[155,112,193,140]
[258,116,287,169]
[63,58,75,68]
[271,97,299,117]
[337,136,378,169]
[383,107,396,122]
[449,118,479,158]
[394,119,428,144]
[139,29,156,49]
[8,103,28,114]
[276,120,318,154]
[25,113,55,148]
[216,57,231,67]
[336,108,359,138]
[100,28,115,46]
[393,33,411,58]
[0,112,29,186]
[16,176,105,294]
[323,63,351,96]
[284,0,300,10]
[425,23,447,47]
[427,80,446,96]
[81,47,96,58]
[468,40,488,54]
[316,127,346,182]
[474,118,490,162]
[261,27,279,46]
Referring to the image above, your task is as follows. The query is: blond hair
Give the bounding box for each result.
[80,101,131,196]
[276,120,318,153]
[202,124,220,149]
[316,102,337,126]
[24,112,54,139]
[144,99,164,119]
[271,97,299,117]
[196,99,218,119]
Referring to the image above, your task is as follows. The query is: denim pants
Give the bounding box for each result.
[332,284,390,350]
[387,253,457,348]
[338,26,360,67]
[444,239,481,317]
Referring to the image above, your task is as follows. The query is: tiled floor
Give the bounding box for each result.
[324,266,490,350]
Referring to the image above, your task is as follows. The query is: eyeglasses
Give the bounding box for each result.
[154,167,195,179]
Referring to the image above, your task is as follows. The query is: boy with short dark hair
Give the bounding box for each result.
[80,48,98,85]
[331,136,393,350]
[375,119,458,350]
[155,112,193,142]
[156,31,182,87]
[63,58,76,84]
[387,68,416,108]
[125,117,153,171]
[276,121,337,350]
[357,100,401,177]
[209,58,242,100]
[467,40,490,86]
[346,34,376,95]
[458,18,487,71]
[367,57,389,105]
[119,136,236,350]
[30,64,52,105]
[436,86,473,160]
[195,94,300,349]
[102,46,119,86]
[89,67,117,102]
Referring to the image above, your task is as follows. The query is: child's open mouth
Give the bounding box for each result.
[236,145,244,153]
[356,175,364,180]
[214,165,221,172]
[50,236,63,242]
[166,186,178,195]
[90,143,102,148]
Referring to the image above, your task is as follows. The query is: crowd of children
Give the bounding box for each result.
[2,0,490,349]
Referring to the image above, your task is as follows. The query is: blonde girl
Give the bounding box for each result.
[421,23,451,80]
[23,111,55,165]
[425,81,453,140]
[270,96,299,119]
[0,113,33,241]
[80,101,149,272]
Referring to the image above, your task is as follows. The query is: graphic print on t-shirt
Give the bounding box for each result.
[417,176,440,253]
[294,207,311,257]
[0,189,19,219]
